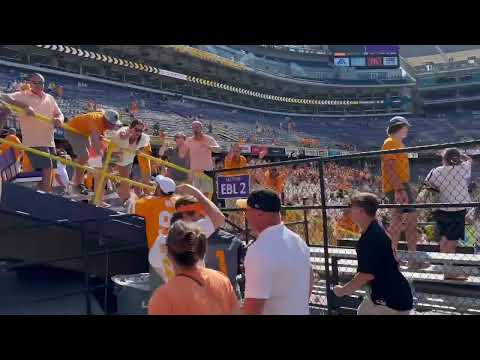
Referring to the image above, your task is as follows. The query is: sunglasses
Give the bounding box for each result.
[134,128,143,133]
[30,80,44,85]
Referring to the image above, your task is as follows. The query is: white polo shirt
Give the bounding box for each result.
[244,223,311,315]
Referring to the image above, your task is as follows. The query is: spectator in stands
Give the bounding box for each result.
[223,143,248,176]
[223,143,249,208]
[237,189,312,315]
[0,73,64,193]
[148,220,239,315]
[334,193,414,315]
[381,116,429,270]
[159,132,190,185]
[111,119,151,203]
[261,167,288,201]
[65,109,121,196]
[53,150,71,196]
[208,122,213,134]
[425,148,472,280]
[185,120,220,199]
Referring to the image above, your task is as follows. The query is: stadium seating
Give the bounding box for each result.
[2,63,480,151]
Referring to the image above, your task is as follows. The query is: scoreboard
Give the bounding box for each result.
[331,45,400,69]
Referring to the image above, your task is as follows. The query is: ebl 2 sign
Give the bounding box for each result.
[216,175,250,200]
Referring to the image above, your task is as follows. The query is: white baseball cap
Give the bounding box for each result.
[154,175,176,195]
[103,109,122,127]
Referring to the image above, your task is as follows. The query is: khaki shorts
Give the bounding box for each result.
[192,171,213,194]
[357,297,413,315]
[65,131,89,159]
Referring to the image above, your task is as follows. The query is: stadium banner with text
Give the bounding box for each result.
[267,147,286,157]
[304,148,319,157]
[328,150,341,156]
[285,147,300,157]
[250,145,268,156]
[216,175,250,200]
[240,144,251,154]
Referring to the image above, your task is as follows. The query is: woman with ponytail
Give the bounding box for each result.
[148,220,239,315]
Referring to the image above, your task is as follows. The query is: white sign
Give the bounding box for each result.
[383,56,398,66]
[334,57,350,67]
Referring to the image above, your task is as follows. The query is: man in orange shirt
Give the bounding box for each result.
[223,143,249,210]
[262,167,288,201]
[65,109,121,195]
[381,116,428,270]
[223,143,248,176]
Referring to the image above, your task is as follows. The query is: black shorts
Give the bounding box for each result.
[385,183,415,213]
[29,147,57,170]
[434,210,466,242]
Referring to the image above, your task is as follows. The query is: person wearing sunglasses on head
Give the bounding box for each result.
[0,73,64,193]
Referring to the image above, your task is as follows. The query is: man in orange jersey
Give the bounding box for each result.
[64,109,121,195]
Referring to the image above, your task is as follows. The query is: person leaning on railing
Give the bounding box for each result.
[110,119,151,204]
[158,132,190,185]
[0,73,64,193]
[64,109,122,196]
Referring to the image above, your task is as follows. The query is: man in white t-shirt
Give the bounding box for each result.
[237,189,313,315]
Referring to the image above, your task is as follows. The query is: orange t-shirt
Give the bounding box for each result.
[263,170,287,194]
[148,267,239,315]
[381,137,410,193]
[1,135,22,161]
[67,112,107,137]
[133,195,177,248]
[138,143,152,177]
[223,155,248,176]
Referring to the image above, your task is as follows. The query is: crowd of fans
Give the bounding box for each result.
[1,71,480,315]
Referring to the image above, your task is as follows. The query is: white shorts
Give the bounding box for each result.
[357,297,413,315]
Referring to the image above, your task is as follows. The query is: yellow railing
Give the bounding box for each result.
[3,103,213,206]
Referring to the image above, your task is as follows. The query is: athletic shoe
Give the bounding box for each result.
[407,259,431,270]
[75,184,90,196]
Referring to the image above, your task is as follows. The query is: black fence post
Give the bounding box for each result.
[211,171,218,207]
[318,159,333,315]
[302,198,310,246]
[81,223,92,315]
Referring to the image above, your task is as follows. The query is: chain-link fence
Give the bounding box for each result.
[213,139,480,315]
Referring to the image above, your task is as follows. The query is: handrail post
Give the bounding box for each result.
[318,159,332,315]
[94,142,114,207]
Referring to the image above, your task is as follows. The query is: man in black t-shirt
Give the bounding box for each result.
[333,192,414,315]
